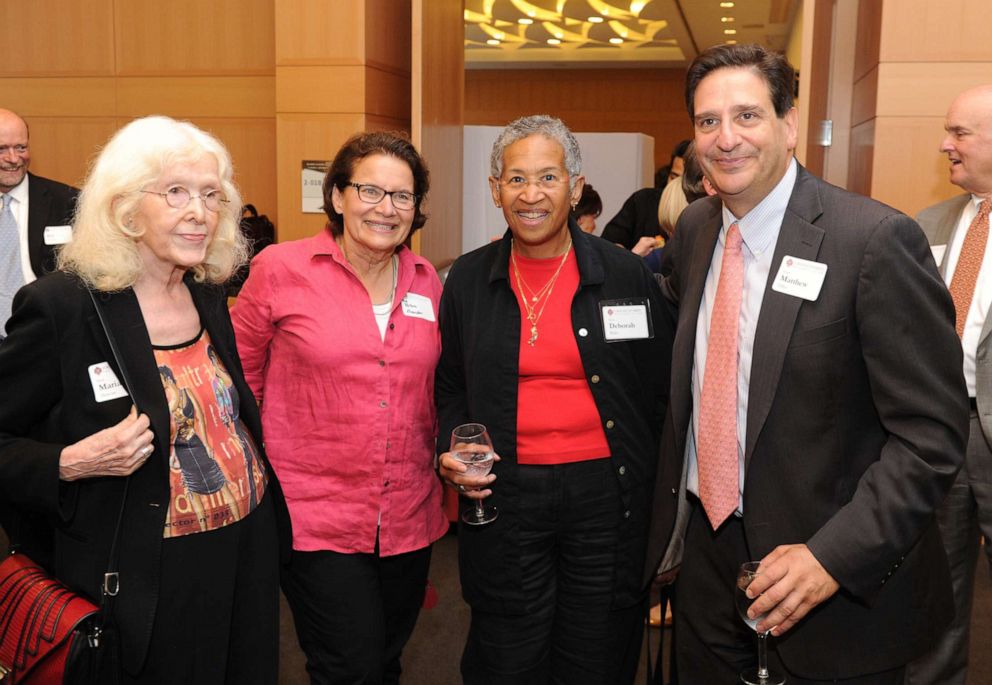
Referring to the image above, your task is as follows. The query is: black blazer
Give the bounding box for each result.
[600,187,663,249]
[26,173,78,277]
[0,271,291,675]
[644,165,969,679]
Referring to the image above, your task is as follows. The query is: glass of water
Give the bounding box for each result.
[736,562,786,685]
[450,423,498,525]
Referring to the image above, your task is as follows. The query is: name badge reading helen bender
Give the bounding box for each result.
[600,298,653,342]
[772,256,827,301]
[88,362,129,403]
[401,292,435,322]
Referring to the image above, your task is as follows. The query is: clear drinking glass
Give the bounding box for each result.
[736,562,786,685]
[450,423,498,525]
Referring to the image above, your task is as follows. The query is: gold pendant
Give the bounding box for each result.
[528,324,538,346]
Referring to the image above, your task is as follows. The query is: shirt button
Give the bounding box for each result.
[379,400,387,408]
[378,359,386,367]
[384,480,390,487]
[590,374,600,384]
[578,328,588,337]
[623,510,631,519]
[386,441,391,449]
[605,419,615,429]
[618,465,626,475]
[389,323,395,330]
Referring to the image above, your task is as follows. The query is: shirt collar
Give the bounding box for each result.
[4,173,28,204]
[721,157,798,257]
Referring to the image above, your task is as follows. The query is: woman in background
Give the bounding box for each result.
[571,183,602,234]
[233,131,446,685]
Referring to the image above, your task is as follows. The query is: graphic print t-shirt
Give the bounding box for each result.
[154,330,267,538]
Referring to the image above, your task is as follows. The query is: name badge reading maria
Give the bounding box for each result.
[401,292,435,322]
[771,256,827,301]
[600,298,653,342]
[88,362,129,403]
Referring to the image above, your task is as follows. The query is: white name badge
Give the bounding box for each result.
[88,362,129,403]
[44,225,72,245]
[601,299,652,341]
[931,244,947,266]
[772,256,827,301]
[401,292,435,322]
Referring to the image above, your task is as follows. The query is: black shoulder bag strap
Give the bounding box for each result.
[87,289,139,645]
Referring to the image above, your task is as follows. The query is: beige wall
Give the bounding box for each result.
[849,0,992,217]
[464,68,693,172]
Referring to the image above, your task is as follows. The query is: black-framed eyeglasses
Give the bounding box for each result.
[347,182,417,210]
[141,186,229,213]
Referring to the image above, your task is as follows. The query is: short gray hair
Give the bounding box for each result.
[489,115,582,185]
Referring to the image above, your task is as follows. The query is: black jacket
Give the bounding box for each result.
[26,173,79,277]
[600,187,663,249]
[436,221,673,613]
[0,271,291,675]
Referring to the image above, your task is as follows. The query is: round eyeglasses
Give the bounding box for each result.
[348,182,417,210]
[141,186,229,212]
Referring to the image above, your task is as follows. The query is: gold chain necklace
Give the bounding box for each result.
[511,237,572,346]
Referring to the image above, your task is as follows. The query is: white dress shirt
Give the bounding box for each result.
[686,158,798,515]
[941,194,992,398]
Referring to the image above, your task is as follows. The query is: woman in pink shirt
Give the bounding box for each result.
[232,132,446,684]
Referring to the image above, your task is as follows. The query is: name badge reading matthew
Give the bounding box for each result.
[88,362,129,403]
[772,256,827,301]
[600,298,653,342]
[401,292,435,322]
[44,225,72,245]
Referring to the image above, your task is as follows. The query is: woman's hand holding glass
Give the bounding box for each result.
[438,444,499,500]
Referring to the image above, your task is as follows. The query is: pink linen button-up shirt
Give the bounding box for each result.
[231,229,447,556]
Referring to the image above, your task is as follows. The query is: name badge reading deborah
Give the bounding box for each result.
[43,225,73,245]
[88,362,129,403]
[401,292,435,322]
[772,256,827,301]
[600,298,653,342]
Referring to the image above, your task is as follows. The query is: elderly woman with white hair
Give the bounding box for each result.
[0,115,289,684]
[435,114,673,684]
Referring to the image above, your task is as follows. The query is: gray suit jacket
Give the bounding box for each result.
[917,194,992,438]
[645,165,969,679]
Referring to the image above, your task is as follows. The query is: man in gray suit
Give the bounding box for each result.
[906,84,992,685]
[644,44,968,684]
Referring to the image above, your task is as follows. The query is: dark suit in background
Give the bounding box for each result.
[25,172,78,277]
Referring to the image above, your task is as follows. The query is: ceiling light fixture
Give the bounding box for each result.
[609,37,624,44]
[588,16,604,23]
[721,16,735,22]
[518,18,533,25]
[726,39,737,44]
[720,1,735,7]
[486,39,501,45]
[547,38,561,44]
[723,28,737,34]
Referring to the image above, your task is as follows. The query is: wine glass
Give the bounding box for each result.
[736,562,786,685]
[450,423,498,525]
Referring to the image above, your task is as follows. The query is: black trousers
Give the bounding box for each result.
[124,491,280,684]
[281,539,432,685]
[461,458,645,685]
[674,496,904,685]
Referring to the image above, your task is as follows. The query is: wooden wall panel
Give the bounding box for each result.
[465,68,692,171]
[870,117,960,218]
[850,66,878,128]
[366,67,412,122]
[367,0,412,73]
[853,0,881,82]
[875,63,992,117]
[847,119,874,199]
[21,118,120,189]
[117,77,275,118]
[880,0,991,62]
[115,0,274,75]
[276,67,366,113]
[274,0,364,65]
[412,0,463,265]
[0,0,114,76]
[0,79,117,117]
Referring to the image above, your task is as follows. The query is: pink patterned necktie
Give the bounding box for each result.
[949,199,992,338]
[697,222,744,529]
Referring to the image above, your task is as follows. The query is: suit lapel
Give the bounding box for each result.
[744,170,825,465]
[934,195,971,277]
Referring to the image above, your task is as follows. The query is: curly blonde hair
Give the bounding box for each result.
[58,116,247,291]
